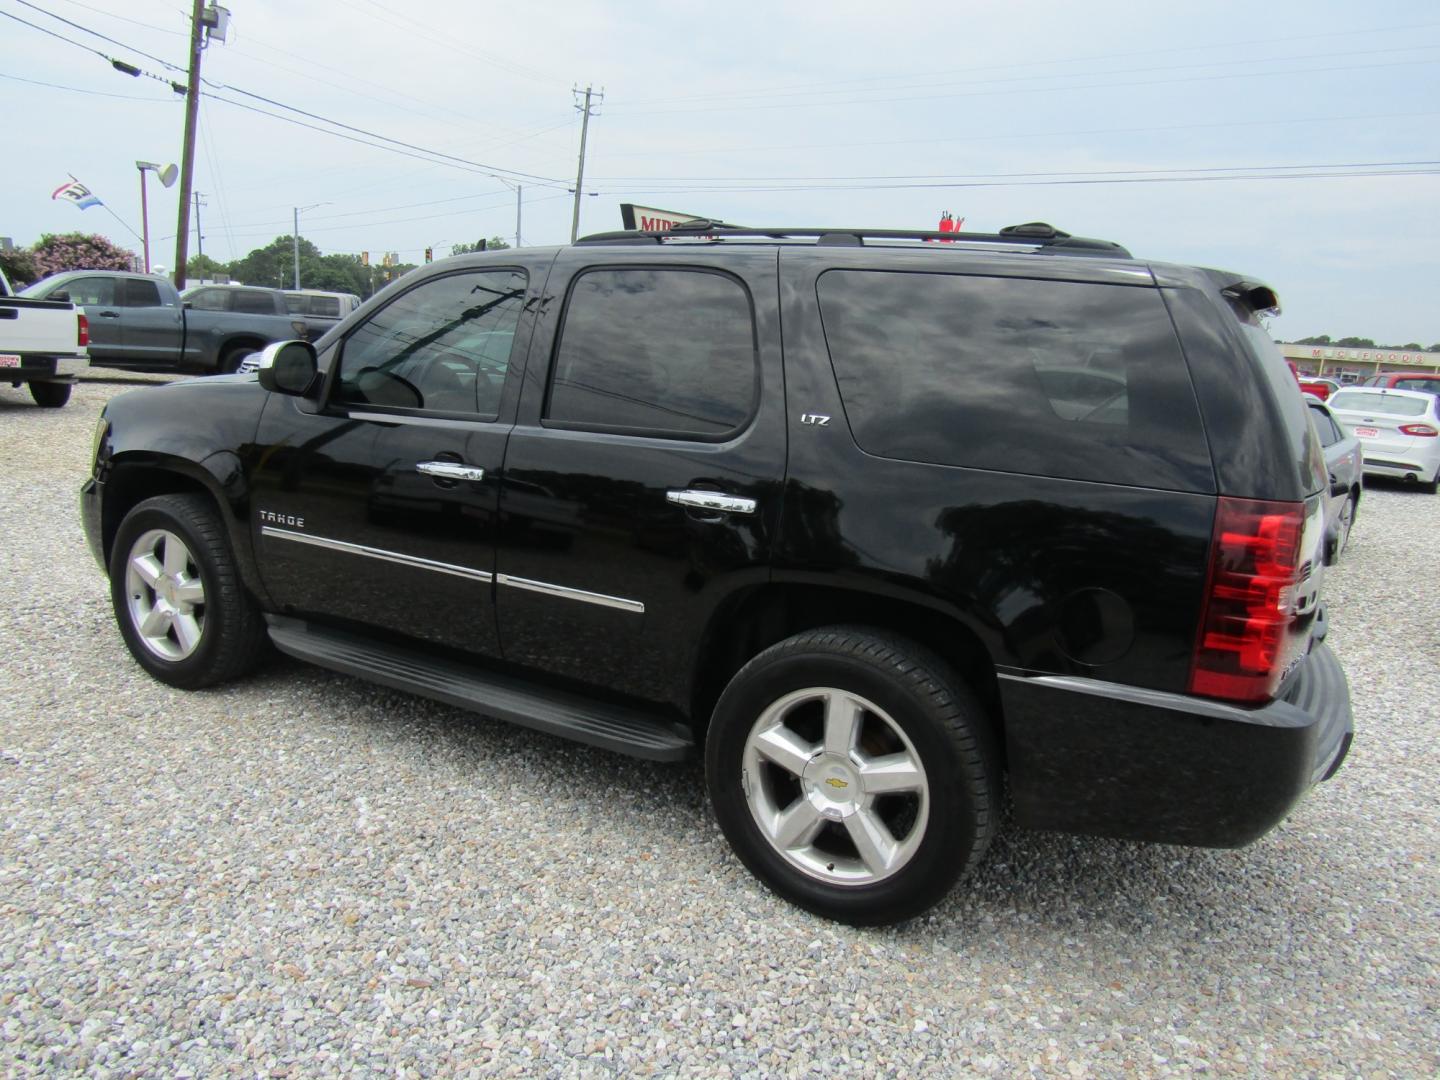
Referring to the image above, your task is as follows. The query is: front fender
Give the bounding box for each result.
[93,378,273,607]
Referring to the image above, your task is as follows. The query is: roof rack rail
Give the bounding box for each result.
[575,222,1131,258]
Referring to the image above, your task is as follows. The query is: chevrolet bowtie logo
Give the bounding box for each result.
[824,777,849,789]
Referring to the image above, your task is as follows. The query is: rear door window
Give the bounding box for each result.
[234,290,276,314]
[188,289,231,311]
[545,268,758,439]
[816,270,1212,490]
[122,279,162,307]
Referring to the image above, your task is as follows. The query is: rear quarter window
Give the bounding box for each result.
[816,270,1213,490]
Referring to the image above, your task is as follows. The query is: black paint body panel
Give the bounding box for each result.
[78,241,1355,850]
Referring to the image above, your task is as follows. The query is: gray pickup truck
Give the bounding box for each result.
[19,272,309,374]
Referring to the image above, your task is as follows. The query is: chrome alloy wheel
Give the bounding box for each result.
[741,687,929,887]
[123,528,207,661]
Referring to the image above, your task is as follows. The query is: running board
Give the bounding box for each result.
[265,616,694,762]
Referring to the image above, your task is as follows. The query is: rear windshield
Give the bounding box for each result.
[1330,390,1431,416]
[816,270,1213,490]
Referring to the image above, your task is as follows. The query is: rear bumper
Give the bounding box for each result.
[999,640,1353,848]
[1,354,88,381]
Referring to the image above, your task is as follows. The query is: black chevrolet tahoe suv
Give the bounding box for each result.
[81,222,1354,925]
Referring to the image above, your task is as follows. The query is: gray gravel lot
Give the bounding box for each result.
[2,374,1437,1077]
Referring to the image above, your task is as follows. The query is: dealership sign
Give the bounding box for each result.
[621,203,730,231]
[1312,347,1435,364]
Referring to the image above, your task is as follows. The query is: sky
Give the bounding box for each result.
[2,0,1437,345]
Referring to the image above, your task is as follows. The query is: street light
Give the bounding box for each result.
[135,161,177,273]
[292,203,329,289]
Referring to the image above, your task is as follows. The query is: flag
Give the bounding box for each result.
[52,179,102,210]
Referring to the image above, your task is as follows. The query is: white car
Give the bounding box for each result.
[1326,387,1440,494]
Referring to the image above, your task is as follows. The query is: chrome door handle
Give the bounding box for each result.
[416,461,485,482]
[666,489,757,515]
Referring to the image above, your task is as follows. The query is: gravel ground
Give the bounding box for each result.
[1,374,1437,1077]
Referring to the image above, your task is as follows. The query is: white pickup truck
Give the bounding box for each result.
[0,266,89,407]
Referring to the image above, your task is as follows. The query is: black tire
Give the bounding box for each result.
[705,626,999,926]
[29,381,72,408]
[108,494,268,689]
[1422,475,1439,495]
[219,343,258,375]
[1329,493,1355,562]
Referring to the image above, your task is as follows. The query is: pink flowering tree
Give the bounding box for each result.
[30,233,137,278]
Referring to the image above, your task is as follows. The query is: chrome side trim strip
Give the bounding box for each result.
[260,526,493,583]
[347,411,496,430]
[495,574,645,614]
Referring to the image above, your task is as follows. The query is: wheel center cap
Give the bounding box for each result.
[803,754,861,817]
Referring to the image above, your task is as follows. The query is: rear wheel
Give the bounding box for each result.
[109,494,268,688]
[29,381,72,408]
[706,627,999,925]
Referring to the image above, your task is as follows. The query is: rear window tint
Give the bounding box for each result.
[816,270,1212,490]
[1330,390,1431,416]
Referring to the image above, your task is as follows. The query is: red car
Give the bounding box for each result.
[1299,377,1339,401]
[1360,372,1440,394]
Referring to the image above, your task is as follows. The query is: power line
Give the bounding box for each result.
[4,2,571,187]
[10,0,183,69]
[592,168,1440,198]
[589,160,1440,185]
[347,0,569,89]
[210,85,568,186]
[607,56,1440,116]
[594,110,1440,161]
[0,70,177,100]
[49,0,185,35]
[616,21,1440,107]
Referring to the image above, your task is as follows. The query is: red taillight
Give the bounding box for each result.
[1398,423,1438,437]
[1189,497,1305,704]
[77,313,90,348]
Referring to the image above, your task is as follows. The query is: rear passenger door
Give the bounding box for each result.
[117,277,186,368]
[495,247,786,708]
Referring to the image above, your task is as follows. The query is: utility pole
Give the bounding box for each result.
[193,191,206,261]
[292,207,300,289]
[172,0,205,290]
[569,86,602,243]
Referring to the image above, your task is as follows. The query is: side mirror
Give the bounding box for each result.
[50,291,70,303]
[257,340,319,397]
[182,300,193,310]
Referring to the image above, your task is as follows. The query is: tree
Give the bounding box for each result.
[230,235,323,288]
[30,232,136,278]
[1335,336,1376,348]
[1295,335,1332,345]
[184,253,229,282]
[0,247,39,287]
[450,236,511,256]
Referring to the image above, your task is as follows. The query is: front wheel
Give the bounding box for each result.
[706,627,999,925]
[29,381,72,408]
[109,494,268,689]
